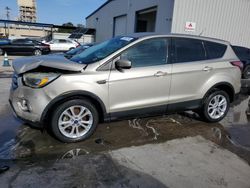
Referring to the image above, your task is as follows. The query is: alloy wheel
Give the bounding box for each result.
[207,94,227,120]
[34,49,42,56]
[58,105,93,139]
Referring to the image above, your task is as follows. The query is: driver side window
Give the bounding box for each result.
[120,38,169,68]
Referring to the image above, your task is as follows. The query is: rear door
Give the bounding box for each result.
[20,39,35,53]
[49,39,60,51]
[169,37,209,107]
[108,37,172,117]
[59,39,70,51]
[3,39,24,54]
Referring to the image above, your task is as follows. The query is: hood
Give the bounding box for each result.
[13,55,86,74]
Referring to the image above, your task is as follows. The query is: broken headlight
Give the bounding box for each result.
[23,72,60,88]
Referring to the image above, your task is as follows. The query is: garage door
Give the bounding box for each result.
[113,15,127,37]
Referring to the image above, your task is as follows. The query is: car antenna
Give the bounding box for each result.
[199,28,206,36]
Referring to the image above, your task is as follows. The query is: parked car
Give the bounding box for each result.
[64,43,94,59]
[48,43,94,58]
[46,39,79,52]
[0,38,10,45]
[0,38,50,56]
[10,34,242,143]
[232,45,250,79]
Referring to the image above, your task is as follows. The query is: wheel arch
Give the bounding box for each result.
[203,82,235,103]
[41,90,108,126]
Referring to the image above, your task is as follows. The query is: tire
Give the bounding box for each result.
[51,99,99,143]
[0,48,4,55]
[69,47,75,51]
[199,90,230,122]
[33,49,42,56]
[243,65,250,79]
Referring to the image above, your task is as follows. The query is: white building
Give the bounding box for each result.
[86,0,250,48]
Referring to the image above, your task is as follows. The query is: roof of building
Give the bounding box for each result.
[86,0,113,19]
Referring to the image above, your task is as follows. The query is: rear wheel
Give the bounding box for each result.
[199,90,230,122]
[33,49,42,56]
[69,47,75,51]
[243,65,250,79]
[51,99,99,143]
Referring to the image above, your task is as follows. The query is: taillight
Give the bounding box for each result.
[231,61,243,72]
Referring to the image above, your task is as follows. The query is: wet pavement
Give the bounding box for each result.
[0,78,249,164]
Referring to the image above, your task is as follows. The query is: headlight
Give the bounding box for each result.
[23,72,60,88]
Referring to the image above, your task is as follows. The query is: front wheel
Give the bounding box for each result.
[51,99,99,143]
[199,90,230,122]
[33,49,42,56]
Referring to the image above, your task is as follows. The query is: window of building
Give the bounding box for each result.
[172,38,206,63]
[135,7,157,33]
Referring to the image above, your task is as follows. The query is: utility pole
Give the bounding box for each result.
[5,7,11,20]
[5,6,11,38]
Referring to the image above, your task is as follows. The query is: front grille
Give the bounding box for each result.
[12,73,18,90]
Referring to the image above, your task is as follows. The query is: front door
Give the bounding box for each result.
[108,37,172,118]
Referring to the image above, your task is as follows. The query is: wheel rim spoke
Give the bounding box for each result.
[80,123,88,129]
[70,126,75,136]
[64,111,74,119]
[69,107,77,117]
[78,107,86,118]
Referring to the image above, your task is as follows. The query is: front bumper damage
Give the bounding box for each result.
[9,76,51,128]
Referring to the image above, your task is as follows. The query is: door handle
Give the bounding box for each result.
[154,71,168,77]
[97,80,107,84]
[203,66,213,71]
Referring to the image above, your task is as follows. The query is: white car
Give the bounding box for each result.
[46,39,79,51]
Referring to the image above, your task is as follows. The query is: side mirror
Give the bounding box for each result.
[115,59,132,70]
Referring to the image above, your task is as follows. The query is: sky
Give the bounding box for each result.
[0,0,106,25]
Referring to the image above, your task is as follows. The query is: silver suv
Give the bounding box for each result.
[9,34,242,142]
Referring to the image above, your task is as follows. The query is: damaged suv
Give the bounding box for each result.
[9,34,242,143]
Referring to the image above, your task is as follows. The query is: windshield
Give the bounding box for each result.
[66,45,90,56]
[70,36,137,64]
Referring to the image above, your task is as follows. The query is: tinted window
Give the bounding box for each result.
[59,39,67,43]
[232,46,250,60]
[23,40,34,44]
[12,39,26,44]
[120,38,168,68]
[173,38,206,63]
[205,41,227,59]
[52,39,59,43]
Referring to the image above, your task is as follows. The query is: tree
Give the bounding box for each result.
[77,24,84,28]
[58,22,75,33]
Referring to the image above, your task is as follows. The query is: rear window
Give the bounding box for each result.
[232,46,250,59]
[172,38,206,63]
[204,41,227,59]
